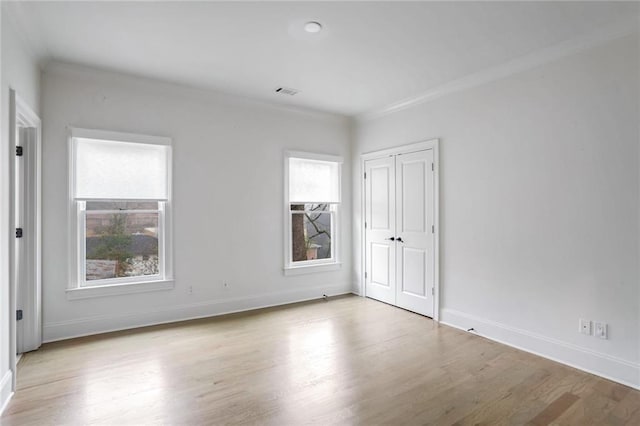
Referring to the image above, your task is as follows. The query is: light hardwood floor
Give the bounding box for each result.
[2,295,639,425]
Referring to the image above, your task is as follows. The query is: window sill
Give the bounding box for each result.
[284,262,342,276]
[66,279,174,300]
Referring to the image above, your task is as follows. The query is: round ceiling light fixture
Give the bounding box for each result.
[304,21,323,33]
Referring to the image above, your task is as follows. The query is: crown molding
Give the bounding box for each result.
[44,61,349,123]
[358,19,639,122]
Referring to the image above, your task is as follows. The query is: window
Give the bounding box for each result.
[69,128,173,295]
[82,201,162,283]
[285,152,342,273]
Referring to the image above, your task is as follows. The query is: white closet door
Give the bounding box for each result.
[395,149,434,316]
[364,156,396,305]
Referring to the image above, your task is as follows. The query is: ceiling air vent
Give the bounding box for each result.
[275,87,300,96]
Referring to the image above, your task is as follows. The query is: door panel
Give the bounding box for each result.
[365,157,395,304]
[370,244,391,286]
[400,160,426,233]
[395,150,434,316]
[370,166,390,230]
[401,247,426,296]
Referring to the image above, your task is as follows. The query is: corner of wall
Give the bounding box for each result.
[347,116,360,297]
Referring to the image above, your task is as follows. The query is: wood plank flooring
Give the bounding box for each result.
[2,295,639,425]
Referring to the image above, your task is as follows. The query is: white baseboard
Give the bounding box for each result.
[440,308,640,390]
[43,283,352,343]
[0,370,13,416]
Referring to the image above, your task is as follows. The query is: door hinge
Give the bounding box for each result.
[431,288,434,296]
[365,221,367,229]
[16,146,23,156]
[432,163,434,171]
[365,271,368,279]
[16,310,23,321]
[16,228,23,238]
[432,225,434,233]
[364,172,367,179]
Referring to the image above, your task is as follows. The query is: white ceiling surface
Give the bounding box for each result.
[10,1,640,116]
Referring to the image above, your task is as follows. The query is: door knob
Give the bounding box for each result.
[385,237,395,241]
[396,237,404,243]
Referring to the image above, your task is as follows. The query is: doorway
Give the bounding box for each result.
[9,90,42,384]
[362,139,439,318]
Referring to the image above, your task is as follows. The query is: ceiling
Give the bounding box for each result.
[6,1,639,116]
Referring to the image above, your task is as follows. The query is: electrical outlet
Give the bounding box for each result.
[579,318,591,335]
[188,285,193,294]
[223,281,229,289]
[594,322,608,339]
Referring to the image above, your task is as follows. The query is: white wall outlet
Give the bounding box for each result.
[594,322,608,339]
[188,285,193,294]
[579,318,591,335]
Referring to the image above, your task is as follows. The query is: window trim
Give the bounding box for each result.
[283,150,342,274]
[68,127,174,298]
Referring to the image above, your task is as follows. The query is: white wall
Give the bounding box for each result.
[41,63,352,341]
[353,35,639,388]
[0,8,41,412]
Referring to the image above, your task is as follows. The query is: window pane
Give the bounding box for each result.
[85,211,159,281]
[291,209,332,262]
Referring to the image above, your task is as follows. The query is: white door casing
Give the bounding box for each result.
[9,90,42,394]
[362,139,438,318]
[15,128,27,353]
[15,127,40,354]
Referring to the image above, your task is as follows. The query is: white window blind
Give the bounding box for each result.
[73,137,170,200]
[288,157,341,203]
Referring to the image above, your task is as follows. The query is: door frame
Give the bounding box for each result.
[9,89,42,390]
[360,139,440,320]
